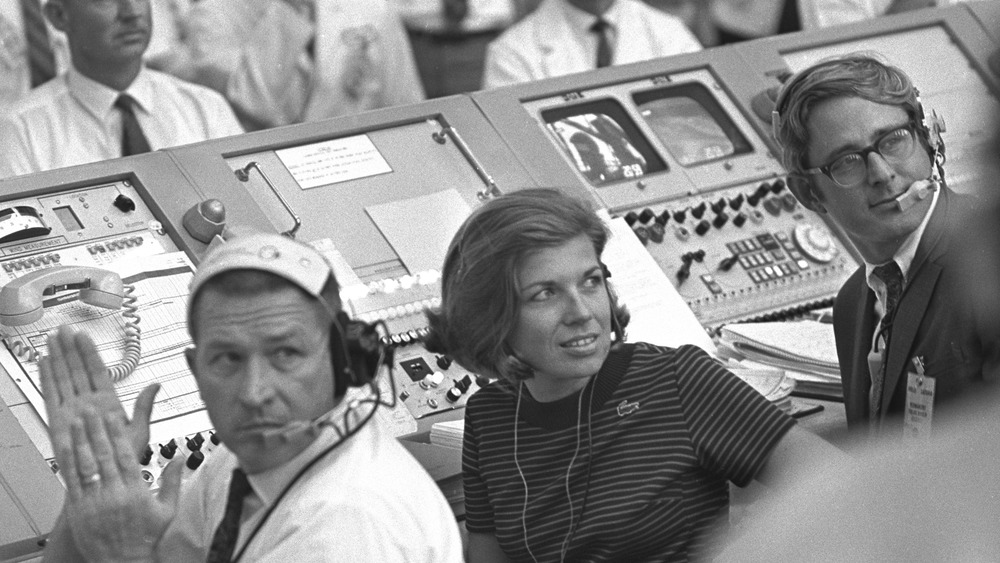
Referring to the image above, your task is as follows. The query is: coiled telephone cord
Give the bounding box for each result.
[107,284,141,382]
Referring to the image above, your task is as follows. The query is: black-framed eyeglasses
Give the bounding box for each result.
[803,123,918,187]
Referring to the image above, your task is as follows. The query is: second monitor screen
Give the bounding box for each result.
[542,99,666,187]
[634,82,752,167]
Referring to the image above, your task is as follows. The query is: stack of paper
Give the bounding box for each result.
[718,321,842,400]
[429,419,465,449]
[725,365,795,413]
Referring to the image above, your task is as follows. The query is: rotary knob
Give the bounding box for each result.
[113,194,136,212]
[694,219,710,236]
[793,224,839,263]
[186,451,205,470]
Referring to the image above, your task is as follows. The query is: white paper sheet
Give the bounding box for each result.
[276,134,393,190]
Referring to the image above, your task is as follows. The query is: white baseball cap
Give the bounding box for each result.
[188,233,334,303]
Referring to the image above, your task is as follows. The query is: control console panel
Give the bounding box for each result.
[349,270,487,420]
[617,177,855,328]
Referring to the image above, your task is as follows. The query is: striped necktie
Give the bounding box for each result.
[870,261,904,419]
[590,17,612,69]
[20,0,56,87]
[206,468,252,563]
[115,93,152,156]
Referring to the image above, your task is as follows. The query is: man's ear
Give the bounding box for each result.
[184,347,199,380]
[787,175,826,214]
[43,0,69,33]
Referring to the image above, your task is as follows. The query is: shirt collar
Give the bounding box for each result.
[66,66,154,120]
[244,386,374,506]
[561,0,622,33]
[516,342,633,430]
[864,186,940,293]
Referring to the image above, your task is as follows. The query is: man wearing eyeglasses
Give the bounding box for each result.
[772,53,999,439]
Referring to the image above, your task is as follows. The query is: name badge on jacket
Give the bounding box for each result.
[904,357,935,440]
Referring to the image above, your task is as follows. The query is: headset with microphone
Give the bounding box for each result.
[770,56,948,212]
[254,309,392,447]
[187,233,397,562]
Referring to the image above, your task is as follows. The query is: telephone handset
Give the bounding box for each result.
[0,266,124,326]
[0,265,142,382]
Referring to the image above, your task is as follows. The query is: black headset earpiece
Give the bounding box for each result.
[600,262,626,343]
[331,310,386,397]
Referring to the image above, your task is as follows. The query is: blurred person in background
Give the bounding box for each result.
[176,0,426,131]
[801,0,984,30]
[0,0,242,178]
[482,0,702,89]
[0,0,69,105]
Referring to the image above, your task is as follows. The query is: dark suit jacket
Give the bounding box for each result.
[833,187,1000,434]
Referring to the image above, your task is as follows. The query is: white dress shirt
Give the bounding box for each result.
[0,66,243,178]
[157,391,464,562]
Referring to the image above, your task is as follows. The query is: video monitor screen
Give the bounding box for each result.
[634,83,752,167]
[542,99,666,187]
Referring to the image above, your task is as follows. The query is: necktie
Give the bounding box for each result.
[114,93,152,156]
[206,469,252,563]
[590,17,612,69]
[20,0,56,87]
[870,261,904,419]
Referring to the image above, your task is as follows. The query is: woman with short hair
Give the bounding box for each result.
[427,187,842,562]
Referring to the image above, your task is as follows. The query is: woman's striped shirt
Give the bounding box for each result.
[463,342,795,562]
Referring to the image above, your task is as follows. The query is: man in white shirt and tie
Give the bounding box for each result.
[482,0,702,89]
[0,0,242,178]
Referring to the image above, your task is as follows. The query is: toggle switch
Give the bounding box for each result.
[719,255,740,272]
[711,198,726,215]
[436,355,453,370]
[140,445,154,466]
[633,226,650,246]
[729,193,744,210]
[648,223,665,243]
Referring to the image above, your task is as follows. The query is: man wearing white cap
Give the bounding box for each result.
[38,233,463,562]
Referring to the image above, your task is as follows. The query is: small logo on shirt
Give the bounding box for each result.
[616,399,640,417]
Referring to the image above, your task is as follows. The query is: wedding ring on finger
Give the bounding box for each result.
[82,473,102,486]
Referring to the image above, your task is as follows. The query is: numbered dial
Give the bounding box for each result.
[793,224,838,263]
[0,206,50,243]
